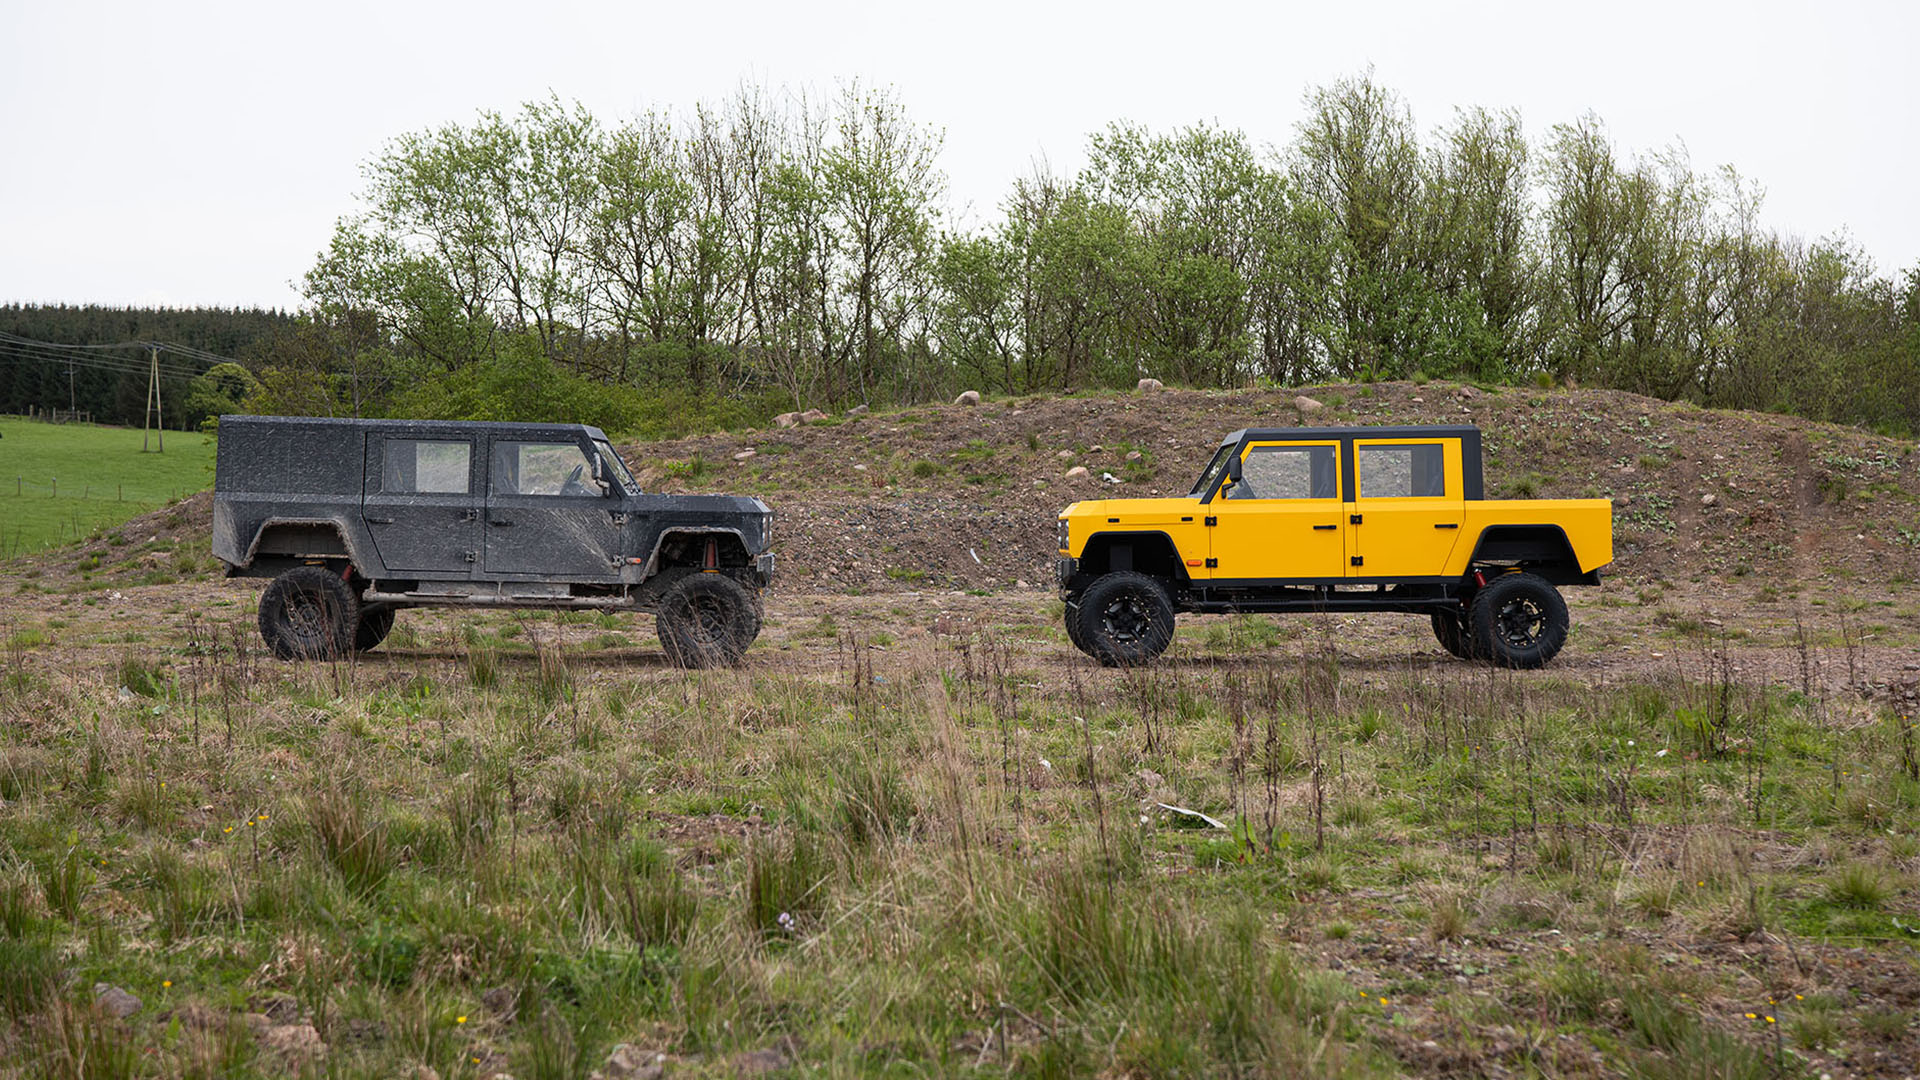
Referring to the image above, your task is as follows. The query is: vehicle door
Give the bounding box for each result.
[484,438,622,581]
[1208,440,1345,580]
[1347,438,1465,577]
[363,434,481,576]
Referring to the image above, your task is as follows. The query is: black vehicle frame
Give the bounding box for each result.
[213,415,774,667]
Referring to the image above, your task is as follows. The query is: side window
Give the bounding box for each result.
[1357,444,1449,498]
[1237,445,1339,499]
[491,442,595,496]
[382,440,471,494]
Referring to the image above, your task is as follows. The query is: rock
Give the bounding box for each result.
[732,450,756,461]
[1089,444,1104,453]
[954,390,981,407]
[599,1044,668,1079]
[845,404,869,416]
[1125,450,1143,462]
[733,1046,790,1074]
[412,1067,442,1080]
[1136,377,1163,393]
[481,985,517,1019]
[258,1022,327,1067]
[1700,493,1717,507]
[1055,450,1075,460]
[773,412,801,429]
[249,993,300,1023]
[1294,395,1325,413]
[1410,396,1423,403]
[1064,466,1090,480]
[853,464,867,471]
[93,984,142,1019]
[1015,580,1030,589]
[799,408,829,424]
[1456,385,1479,399]
[1612,494,1632,508]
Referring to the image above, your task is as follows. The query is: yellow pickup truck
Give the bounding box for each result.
[1056,424,1612,668]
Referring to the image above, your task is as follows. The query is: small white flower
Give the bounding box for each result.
[1139,814,1150,825]
[1655,748,1669,758]
[777,911,794,931]
[1627,740,1636,747]
[1039,758,1052,771]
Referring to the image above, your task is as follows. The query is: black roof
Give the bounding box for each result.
[219,414,611,441]
[1217,423,1480,446]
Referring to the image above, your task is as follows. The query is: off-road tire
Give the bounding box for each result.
[1078,571,1176,667]
[1430,609,1477,660]
[1469,572,1569,669]
[354,607,396,653]
[656,573,760,668]
[258,565,359,660]
[1063,594,1091,655]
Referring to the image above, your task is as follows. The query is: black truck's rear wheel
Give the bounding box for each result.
[656,573,760,668]
[1078,571,1176,667]
[1470,572,1569,669]
[258,565,359,660]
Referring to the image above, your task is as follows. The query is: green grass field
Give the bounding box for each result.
[0,419,214,555]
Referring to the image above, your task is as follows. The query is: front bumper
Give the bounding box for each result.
[755,552,777,587]
[1055,555,1077,590]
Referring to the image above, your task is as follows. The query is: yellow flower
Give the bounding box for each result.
[1765,1016,1775,1024]
[456,1016,467,1024]
[224,827,233,833]
[1379,998,1389,1006]
[162,981,172,988]
[1794,994,1803,1000]
[1744,1013,1756,1019]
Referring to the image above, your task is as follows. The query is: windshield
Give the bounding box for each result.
[1188,444,1235,496]
[595,441,640,494]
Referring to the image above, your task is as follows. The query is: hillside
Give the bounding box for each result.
[622,380,1920,596]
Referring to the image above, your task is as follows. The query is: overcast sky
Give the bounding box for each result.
[2,0,1914,311]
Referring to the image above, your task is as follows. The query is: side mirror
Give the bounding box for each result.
[1226,454,1243,483]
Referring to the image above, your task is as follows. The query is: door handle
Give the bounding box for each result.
[365,516,394,525]
[1312,524,1337,531]
[490,519,515,527]
[1434,522,1459,529]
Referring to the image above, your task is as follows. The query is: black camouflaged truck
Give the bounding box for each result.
[212,416,774,667]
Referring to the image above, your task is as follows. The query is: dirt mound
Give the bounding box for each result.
[623,381,1920,594]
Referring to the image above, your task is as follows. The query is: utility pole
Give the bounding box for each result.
[67,357,76,413]
[142,346,164,452]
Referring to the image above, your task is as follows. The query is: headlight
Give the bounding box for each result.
[1057,517,1069,551]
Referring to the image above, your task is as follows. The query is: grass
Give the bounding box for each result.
[0,418,215,554]
[0,611,1915,1077]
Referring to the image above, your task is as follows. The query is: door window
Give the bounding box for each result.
[1234,445,1339,500]
[491,442,597,496]
[1356,444,1448,498]
[382,440,471,494]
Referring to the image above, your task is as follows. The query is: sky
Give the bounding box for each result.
[1,0,1915,311]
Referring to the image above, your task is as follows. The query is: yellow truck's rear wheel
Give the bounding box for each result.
[1469,573,1569,669]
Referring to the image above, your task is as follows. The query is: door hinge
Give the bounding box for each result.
[610,512,628,526]
[462,509,478,522]
[1350,555,1364,567]
[464,550,478,563]
[1205,557,1218,568]
[1204,516,1217,527]
[1350,513,1363,525]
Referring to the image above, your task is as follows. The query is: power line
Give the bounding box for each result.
[0,343,200,380]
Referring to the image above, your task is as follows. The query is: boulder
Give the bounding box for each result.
[1125,450,1143,462]
[1136,377,1163,393]
[1064,466,1090,480]
[1700,493,1718,507]
[1055,450,1075,460]
[800,408,829,424]
[845,404,870,416]
[773,412,801,429]
[732,450,756,462]
[1612,494,1632,508]
[94,984,142,1019]
[258,1022,327,1068]
[1294,396,1325,413]
[954,390,981,407]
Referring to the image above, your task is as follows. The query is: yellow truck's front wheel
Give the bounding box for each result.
[1074,572,1176,667]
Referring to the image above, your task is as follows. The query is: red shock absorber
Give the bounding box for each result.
[702,536,719,571]
[1473,568,1487,588]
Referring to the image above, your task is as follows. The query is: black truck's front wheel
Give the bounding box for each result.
[656,573,760,668]
[258,565,359,660]
[1469,572,1569,669]
[1077,571,1176,667]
